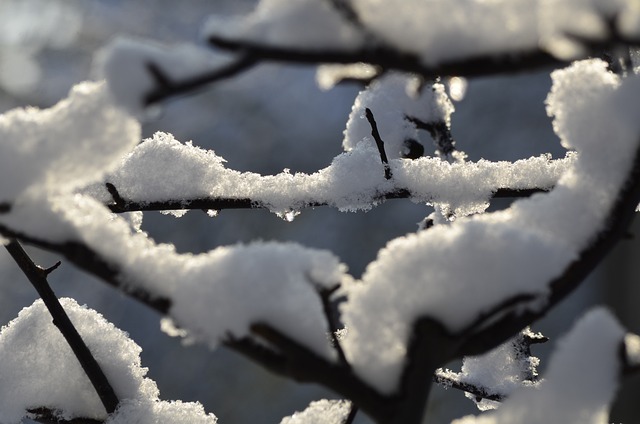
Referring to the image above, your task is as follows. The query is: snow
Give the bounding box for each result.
[452,308,625,424]
[97,37,237,116]
[280,399,352,424]
[0,298,218,423]
[0,81,139,204]
[107,399,217,424]
[338,59,640,393]
[316,63,379,90]
[342,73,454,159]
[202,0,364,51]
[0,298,158,422]
[455,329,541,411]
[624,333,640,367]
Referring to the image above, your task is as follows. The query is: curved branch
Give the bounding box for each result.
[455,141,640,358]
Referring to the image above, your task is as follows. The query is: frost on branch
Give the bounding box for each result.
[0,298,215,424]
[338,59,640,393]
[453,308,626,424]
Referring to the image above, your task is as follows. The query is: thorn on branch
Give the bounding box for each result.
[42,261,62,276]
[0,202,10,214]
[364,108,392,180]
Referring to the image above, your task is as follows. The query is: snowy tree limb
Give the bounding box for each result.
[103,184,548,214]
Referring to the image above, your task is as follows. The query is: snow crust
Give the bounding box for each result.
[280,399,352,424]
[97,37,236,116]
[452,308,625,424]
[203,0,640,64]
[339,59,640,393]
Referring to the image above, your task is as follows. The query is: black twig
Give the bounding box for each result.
[364,108,392,179]
[105,186,548,213]
[143,55,257,106]
[318,284,349,366]
[405,115,456,158]
[4,240,119,414]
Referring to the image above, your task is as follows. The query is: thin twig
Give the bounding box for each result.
[4,240,119,414]
[365,108,392,179]
[318,284,349,366]
[104,186,547,213]
[143,55,257,106]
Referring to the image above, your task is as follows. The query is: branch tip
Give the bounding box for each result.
[364,108,392,179]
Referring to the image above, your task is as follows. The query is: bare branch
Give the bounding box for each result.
[143,55,257,106]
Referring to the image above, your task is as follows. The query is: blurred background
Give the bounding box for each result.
[0,1,638,422]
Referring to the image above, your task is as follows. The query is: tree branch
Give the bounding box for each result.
[143,55,257,106]
[4,240,119,415]
[454,140,640,358]
[432,370,506,402]
[104,186,548,214]
[28,408,103,424]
